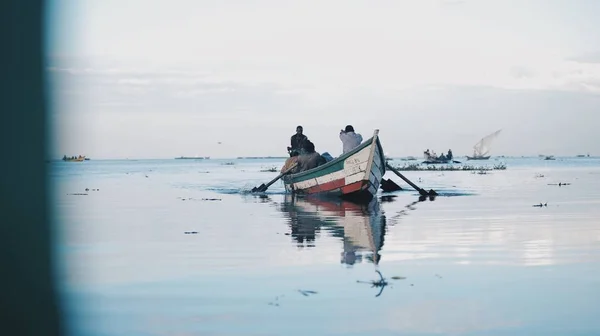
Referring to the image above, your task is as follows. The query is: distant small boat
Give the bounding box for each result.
[62,155,86,162]
[175,156,210,160]
[544,155,555,160]
[467,129,502,160]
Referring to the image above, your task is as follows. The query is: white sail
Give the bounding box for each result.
[473,129,502,157]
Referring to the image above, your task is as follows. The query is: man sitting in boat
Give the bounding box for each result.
[287,125,308,156]
[296,140,326,172]
[339,125,363,154]
[281,151,299,173]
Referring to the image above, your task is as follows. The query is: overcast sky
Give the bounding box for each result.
[47,0,600,159]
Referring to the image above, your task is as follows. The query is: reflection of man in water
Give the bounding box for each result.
[340,238,367,266]
[289,217,318,247]
[282,197,320,248]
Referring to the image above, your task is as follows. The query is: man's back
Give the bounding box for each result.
[297,152,325,172]
[340,132,363,154]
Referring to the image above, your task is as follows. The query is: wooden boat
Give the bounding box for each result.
[282,130,385,203]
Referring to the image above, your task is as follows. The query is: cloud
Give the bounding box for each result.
[47,55,600,158]
[440,0,466,6]
[568,50,600,64]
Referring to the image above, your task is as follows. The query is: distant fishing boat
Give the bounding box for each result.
[467,129,502,160]
[282,130,385,203]
[175,156,210,160]
[62,155,85,162]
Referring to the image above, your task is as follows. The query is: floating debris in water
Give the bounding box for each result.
[298,289,318,297]
[184,231,198,234]
[548,182,571,186]
[391,163,507,171]
[390,276,407,280]
[67,193,88,196]
[357,270,389,297]
[177,197,222,201]
[532,202,548,207]
[267,294,285,307]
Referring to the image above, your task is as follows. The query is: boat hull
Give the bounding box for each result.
[283,130,385,203]
[466,156,490,160]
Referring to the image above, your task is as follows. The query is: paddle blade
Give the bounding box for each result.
[251,184,266,193]
[380,178,402,192]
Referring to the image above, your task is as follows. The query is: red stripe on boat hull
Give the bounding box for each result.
[301,179,367,196]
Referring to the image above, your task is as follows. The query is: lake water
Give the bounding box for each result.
[52,157,600,336]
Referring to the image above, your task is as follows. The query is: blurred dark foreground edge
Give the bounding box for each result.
[0,0,63,335]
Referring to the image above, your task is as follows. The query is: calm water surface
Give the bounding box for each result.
[53,157,600,335]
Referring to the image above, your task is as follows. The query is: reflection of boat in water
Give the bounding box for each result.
[278,195,386,265]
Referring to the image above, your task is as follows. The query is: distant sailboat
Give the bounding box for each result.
[467,129,502,160]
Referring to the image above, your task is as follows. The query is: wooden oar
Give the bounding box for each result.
[385,163,437,196]
[252,163,298,192]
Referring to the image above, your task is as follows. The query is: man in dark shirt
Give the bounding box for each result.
[288,125,308,156]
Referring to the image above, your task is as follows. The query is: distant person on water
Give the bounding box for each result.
[288,125,308,156]
[296,140,326,172]
[339,125,363,154]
